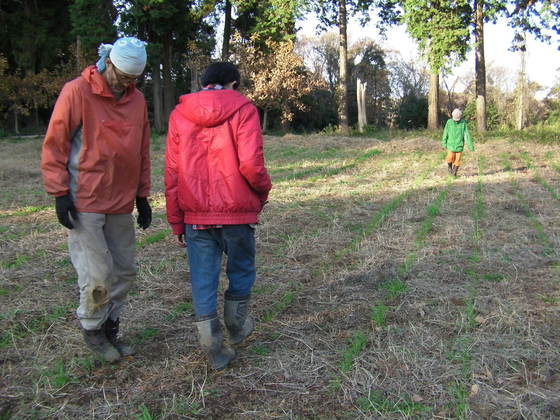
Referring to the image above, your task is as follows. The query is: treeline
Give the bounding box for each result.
[0,0,558,136]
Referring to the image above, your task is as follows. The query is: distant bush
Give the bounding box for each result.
[396,94,428,129]
[463,101,501,131]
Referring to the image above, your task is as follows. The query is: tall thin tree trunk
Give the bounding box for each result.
[262,109,268,132]
[162,33,175,123]
[152,59,163,133]
[357,78,367,133]
[221,0,232,61]
[338,0,349,134]
[428,71,439,129]
[14,107,19,135]
[516,39,527,130]
[76,36,84,71]
[191,67,200,92]
[475,0,487,132]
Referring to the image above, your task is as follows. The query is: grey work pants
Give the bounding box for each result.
[68,212,136,330]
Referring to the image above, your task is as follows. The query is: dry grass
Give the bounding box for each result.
[1,133,559,419]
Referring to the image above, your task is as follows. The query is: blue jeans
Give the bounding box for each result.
[185,224,256,319]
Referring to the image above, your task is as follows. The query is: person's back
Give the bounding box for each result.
[166,88,269,225]
[165,62,271,371]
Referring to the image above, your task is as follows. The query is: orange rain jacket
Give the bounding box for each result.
[165,89,272,235]
[41,65,151,214]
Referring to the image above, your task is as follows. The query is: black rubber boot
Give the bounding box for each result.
[195,316,236,370]
[104,318,135,357]
[224,294,255,344]
[447,162,453,173]
[82,328,121,362]
[452,165,459,177]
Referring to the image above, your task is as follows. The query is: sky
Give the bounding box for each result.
[298,14,560,97]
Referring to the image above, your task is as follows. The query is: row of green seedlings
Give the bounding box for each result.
[269,150,434,261]
[262,152,443,327]
[0,225,169,288]
[0,304,74,350]
[257,147,417,324]
[510,152,556,257]
[274,147,383,183]
[347,181,451,417]
[27,306,194,409]
[533,151,560,200]
[328,156,450,414]
[447,156,488,418]
[0,204,52,219]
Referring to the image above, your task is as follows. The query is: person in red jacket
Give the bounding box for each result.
[41,37,152,363]
[165,62,272,370]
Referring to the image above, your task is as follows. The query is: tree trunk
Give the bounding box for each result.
[191,67,200,92]
[76,36,84,72]
[262,109,268,132]
[338,0,349,134]
[34,99,39,127]
[14,107,19,135]
[475,0,487,132]
[162,32,175,123]
[152,59,163,133]
[221,0,232,61]
[516,41,527,130]
[428,71,439,129]
[357,78,367,133]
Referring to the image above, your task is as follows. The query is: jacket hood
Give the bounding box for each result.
[81,65,135,100]
[175,90,251,127]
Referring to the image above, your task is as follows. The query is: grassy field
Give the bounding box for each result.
[1,131,559,419]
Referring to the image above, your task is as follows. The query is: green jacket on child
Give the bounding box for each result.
[442,119,474,152]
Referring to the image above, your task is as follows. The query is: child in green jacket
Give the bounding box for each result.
[442,108,474,177]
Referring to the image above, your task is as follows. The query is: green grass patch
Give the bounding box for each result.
[500,152,512,171]
[535,175,560,200]
[0,304,73,349]
[251,344,271,356]
[514,185,554,256]
[370,303,389,327]
[340,331,367,372]
[137,230,169,248]
[1,254,29,269]
[137,404,157,420]
[42,360,75,389]
[449,382,470,419]
[262,291,296,322]
[381,279,408,300]
[356,391,430,416]
[538,294,560,304]
[482,273,504,282]
[165,302,193,321]
[134,327,159,344]
[1,205,51,218]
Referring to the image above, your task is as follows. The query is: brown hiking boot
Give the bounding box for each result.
[452,165,459,177]
[82,328,121,362]
[447,162,453,173]
[104,318,135,357]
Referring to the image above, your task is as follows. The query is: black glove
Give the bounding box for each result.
[135,196,152,230]
[55,195,78,229]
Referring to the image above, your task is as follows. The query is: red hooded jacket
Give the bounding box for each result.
[165,89,272,235]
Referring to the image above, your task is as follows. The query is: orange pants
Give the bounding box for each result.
[445,151,462,167]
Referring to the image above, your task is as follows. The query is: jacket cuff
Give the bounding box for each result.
[171,223,185,236]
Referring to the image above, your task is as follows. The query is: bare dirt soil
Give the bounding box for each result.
[1,132,559,419]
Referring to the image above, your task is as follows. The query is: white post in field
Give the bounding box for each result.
[357,78,367,133]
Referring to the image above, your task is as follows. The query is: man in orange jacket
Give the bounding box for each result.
[41,37,152,362]
[165,62,272,370]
